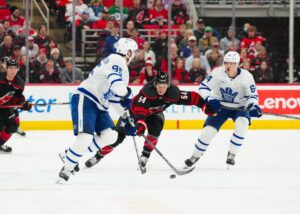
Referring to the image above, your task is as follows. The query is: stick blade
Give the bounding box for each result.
[173,166,196,176]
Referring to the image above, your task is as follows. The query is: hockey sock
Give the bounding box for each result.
[142,134,158,158]
[192,126,218,158]
[229,117,249,155]
[65,133,93,171]
[0,130,12,146]
[87,135,102,153]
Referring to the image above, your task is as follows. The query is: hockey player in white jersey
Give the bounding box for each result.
[56,38,138,184]
[184,51,262,168]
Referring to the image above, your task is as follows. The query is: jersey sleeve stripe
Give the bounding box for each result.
[108,73,121,79]
[110,79,123,87]
[109,100,120,103]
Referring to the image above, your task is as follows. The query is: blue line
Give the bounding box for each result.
[66,155,78,164]
[230,140,242,146]
[195,144,206,152]
[68,148,82,157]
[88,146,93,153]
[109,100,121,103]
[233,133,244,140]
[110,79,123,87]
[199,87,211,91]
[93,138,101,150]
[198,139,209,146]
[108,73,121,79]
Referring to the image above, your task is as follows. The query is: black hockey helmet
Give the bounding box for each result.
[154,71,170,86]
[6,59,18,68]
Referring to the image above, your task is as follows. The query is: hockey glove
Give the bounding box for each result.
[205,97,221,112]
[136,120,147,136]
[116,117,137,136]
[246,103,262,118]
[120,87,132,110]
[21,101,32,111]
[201,103,217,116]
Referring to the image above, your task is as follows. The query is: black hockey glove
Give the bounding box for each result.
[21,101,32,111]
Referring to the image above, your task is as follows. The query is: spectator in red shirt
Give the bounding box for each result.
[138,59,158,84]
[5,6,25,33]
[149,0,168,25]
[172,57,188,83]
[130,28,145,49]
[240,25,266,51]
[91,8,111,30]
[39,59,61,83]
[239,48,253,66]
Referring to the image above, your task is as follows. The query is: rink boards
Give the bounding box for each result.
[19,84,300,130]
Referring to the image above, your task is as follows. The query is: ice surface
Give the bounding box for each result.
[0,130,300,214]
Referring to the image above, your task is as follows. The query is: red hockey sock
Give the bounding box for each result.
[0,130,12,145]
[144,135,158,151]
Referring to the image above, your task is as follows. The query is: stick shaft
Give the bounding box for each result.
[220,105,300,120]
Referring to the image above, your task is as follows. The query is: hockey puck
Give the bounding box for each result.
[169,174,176,179]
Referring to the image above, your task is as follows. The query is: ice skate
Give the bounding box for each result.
[0,145,12,153]
[184,156,199,169]
[16,127,26,136]
[56,167,74,184]
[85,151,102,168]
[139,155,148,174]
[58,151,80,172]
[226,152,235,169]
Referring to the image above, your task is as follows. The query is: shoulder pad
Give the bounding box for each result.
[163,85,180,102]
[141,83,158,100]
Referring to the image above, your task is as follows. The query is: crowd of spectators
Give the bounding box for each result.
[0,5,84,83]
[1,0,299,84]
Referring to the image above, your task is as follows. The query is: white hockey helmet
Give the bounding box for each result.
[223,51,240,66]
[115,38,138,64]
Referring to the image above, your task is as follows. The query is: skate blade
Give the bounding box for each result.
[59,153,66,163]
[226,164,233,170]
[55,178,68,185]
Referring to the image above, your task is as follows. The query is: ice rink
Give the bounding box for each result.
[0,130,300,214]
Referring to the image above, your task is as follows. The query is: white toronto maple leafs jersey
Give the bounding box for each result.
[75,54,129,111]
[198,66,259,108]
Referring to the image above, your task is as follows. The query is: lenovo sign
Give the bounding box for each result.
[259,89,300,114]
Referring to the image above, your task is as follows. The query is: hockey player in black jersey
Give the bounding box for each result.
[0,59,32,153]
[84,72,216,170]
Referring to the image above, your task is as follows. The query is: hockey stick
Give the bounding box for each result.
[132,136,145,174]
[0,102,70,109]
[141,134,195,176]
[221,105,300,120]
